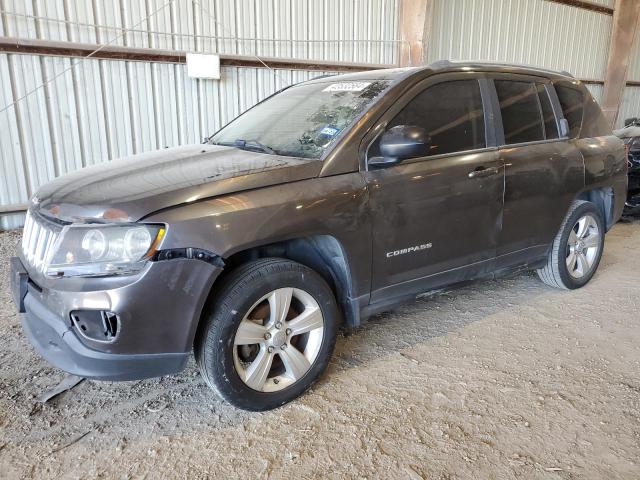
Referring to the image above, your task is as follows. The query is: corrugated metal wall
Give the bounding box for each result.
[628,28,640,82]
[0,0,401,229]
[425,0,613,80]
[0,0,400,63]
[621,22,640,129]
[618,87,640,126]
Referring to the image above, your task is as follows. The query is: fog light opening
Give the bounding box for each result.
[101,311,119,339]
[70,310,120,342]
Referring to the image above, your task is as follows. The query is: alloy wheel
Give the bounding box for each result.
[232,288,324,392]
[566,214,601,279]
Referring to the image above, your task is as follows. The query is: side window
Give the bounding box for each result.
[494,80,544,144]
[555,82,584,138]
[536,83,559,139]
[383,79,486,157]
[581,93,612,138]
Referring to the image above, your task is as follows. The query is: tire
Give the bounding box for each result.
[195,258,340,411]
[536,200,605,289]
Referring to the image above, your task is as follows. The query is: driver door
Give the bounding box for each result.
[365,75,504,302]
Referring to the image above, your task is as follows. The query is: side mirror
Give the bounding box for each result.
[559,118,570,138]
[625,117,638,127]
[369,125,431,167]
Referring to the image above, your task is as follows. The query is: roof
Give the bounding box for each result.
[304,60,577,85]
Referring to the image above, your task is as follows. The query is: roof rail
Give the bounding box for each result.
[428,60,453,69]
[310,73,338,80]
[427,59,576,78]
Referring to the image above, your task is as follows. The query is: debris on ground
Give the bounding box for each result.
[37,375,85,404]
[1,220,640,478]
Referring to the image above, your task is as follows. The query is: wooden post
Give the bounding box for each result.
[399,0,431,67]
[601,0,640,126]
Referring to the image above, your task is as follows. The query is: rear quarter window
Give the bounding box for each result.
[555,82,584,138]
[555,81,611,138]
[581,91,612,138]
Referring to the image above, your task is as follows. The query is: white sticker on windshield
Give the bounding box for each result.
[323,81,372,92]
[320,126,340,136]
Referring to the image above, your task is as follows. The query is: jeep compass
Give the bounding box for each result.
[11,62,627,411]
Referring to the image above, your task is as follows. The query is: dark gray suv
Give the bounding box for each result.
[10,62,627,411]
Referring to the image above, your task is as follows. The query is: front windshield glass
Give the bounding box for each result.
[210,79,391,159]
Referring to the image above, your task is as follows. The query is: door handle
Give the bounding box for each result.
[468,166,500,179]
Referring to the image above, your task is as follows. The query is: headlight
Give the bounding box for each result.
[124,227,153,258]
[81,229,107,261]
[45,224,165,278]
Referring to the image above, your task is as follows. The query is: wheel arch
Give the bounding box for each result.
[575,186,615,231]
[196,235,360,344]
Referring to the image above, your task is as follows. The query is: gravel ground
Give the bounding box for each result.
[0,219,639,479]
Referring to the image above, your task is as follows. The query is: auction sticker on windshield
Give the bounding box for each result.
[323,82,372,92]
[320,126,340,136]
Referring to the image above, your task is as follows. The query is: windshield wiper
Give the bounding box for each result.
[232,139,276,155]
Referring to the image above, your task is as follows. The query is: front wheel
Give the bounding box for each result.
[537,200,605,289]
[195,258,340,411]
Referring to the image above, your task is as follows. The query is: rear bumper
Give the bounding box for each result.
[21,292,189,380]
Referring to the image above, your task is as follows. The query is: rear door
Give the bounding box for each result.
[490,76,584,268]
[366,74,504,302]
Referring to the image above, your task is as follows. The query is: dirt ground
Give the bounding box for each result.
[0,219,639,479]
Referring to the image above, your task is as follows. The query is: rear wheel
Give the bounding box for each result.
[195,258,339,411]
[537,200,604,289]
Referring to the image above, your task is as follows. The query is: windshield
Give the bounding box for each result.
[210,80,391,159]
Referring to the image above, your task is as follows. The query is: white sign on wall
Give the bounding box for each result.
[186,53,221,79]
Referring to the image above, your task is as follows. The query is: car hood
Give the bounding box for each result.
[34,144,321,223]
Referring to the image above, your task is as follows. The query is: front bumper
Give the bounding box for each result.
[11,256,221,381]
[21,293,188,380]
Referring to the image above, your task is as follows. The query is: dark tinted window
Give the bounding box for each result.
[536,84,559,139]
[385,79,486,157]
[555,83,584,138]
[495,80,544,144]
[581,91,612,138]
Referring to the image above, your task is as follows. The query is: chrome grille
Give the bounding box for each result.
[21,210,62,273]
